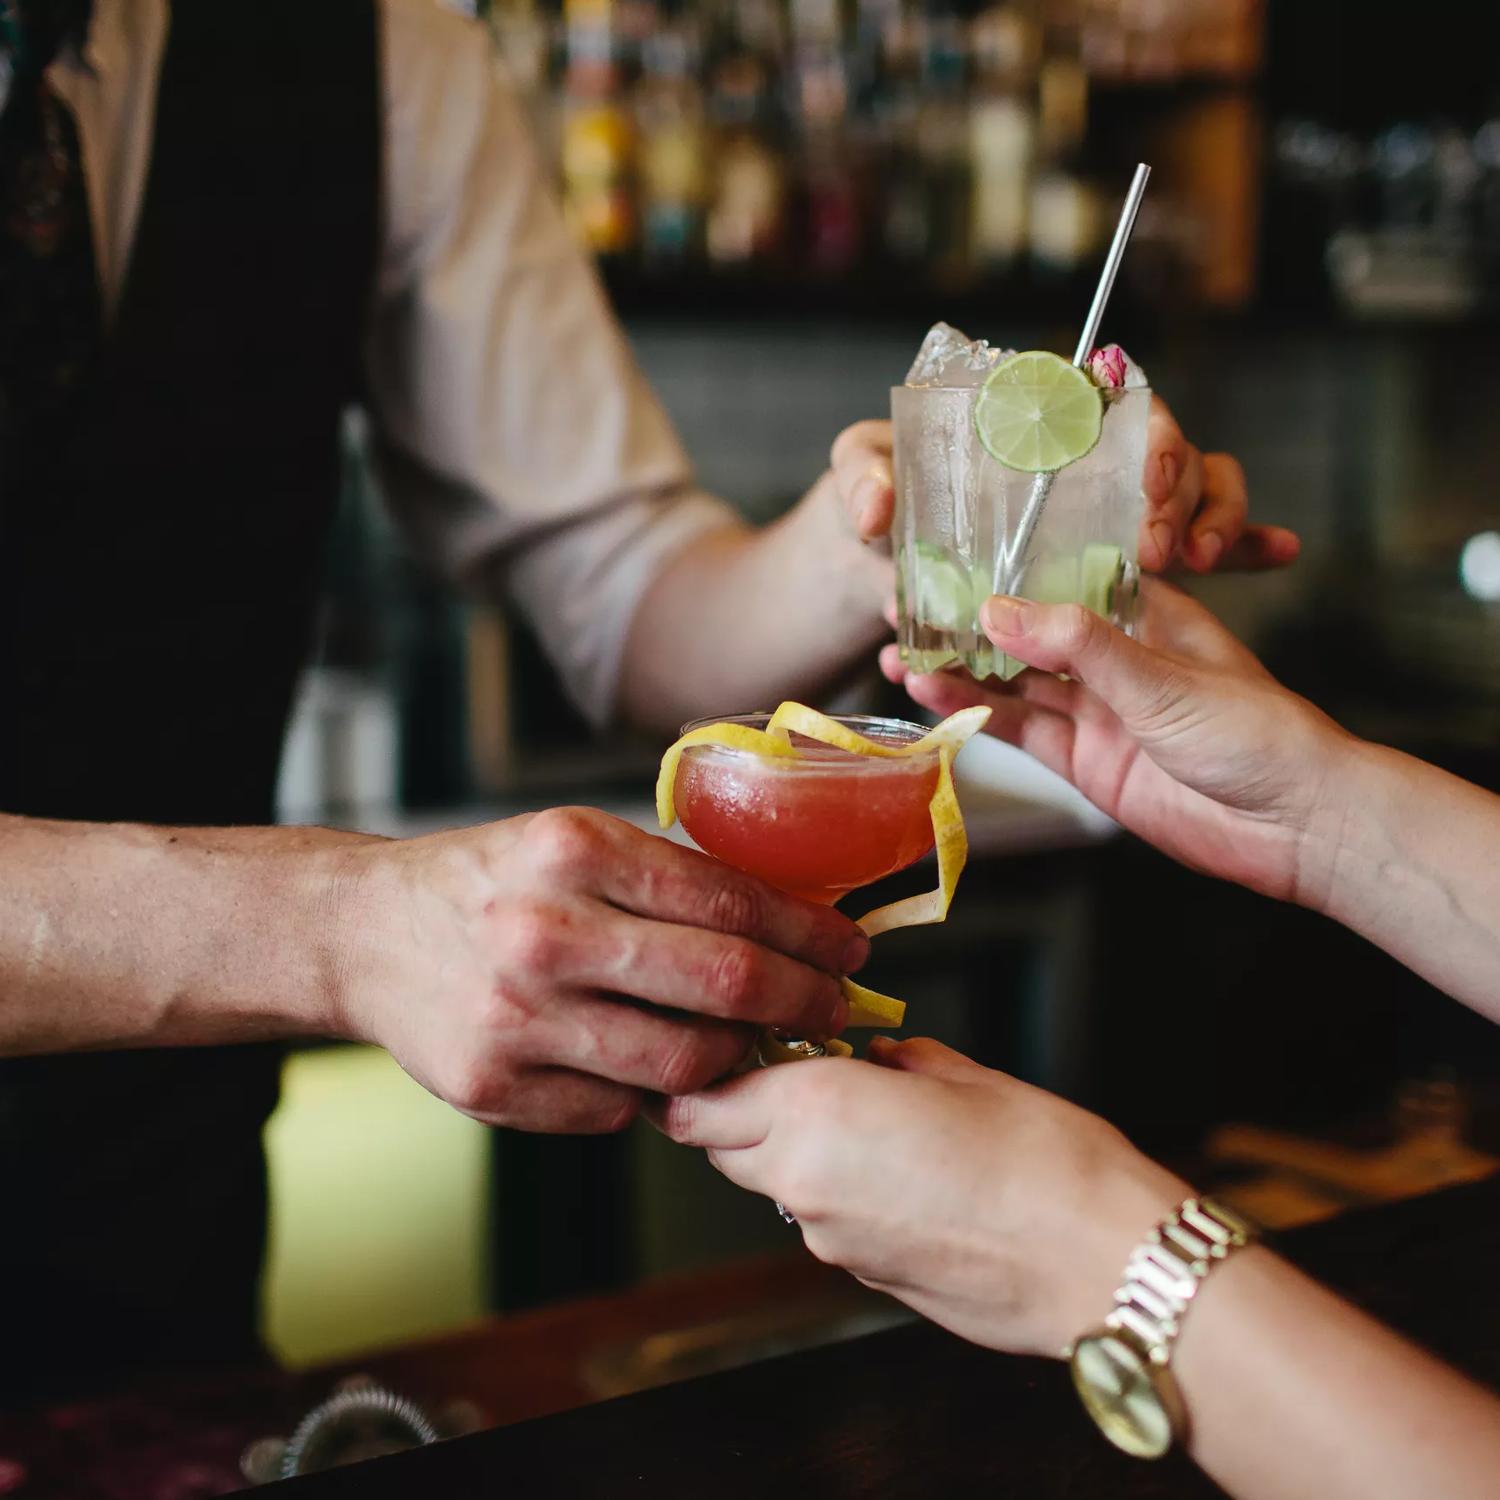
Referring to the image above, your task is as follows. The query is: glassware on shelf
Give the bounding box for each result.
[561,19,637,257]
[635,25,709,265]
[486,0,1268,308]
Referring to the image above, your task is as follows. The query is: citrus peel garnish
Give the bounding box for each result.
[656,702,990,1030]
[656,721,796,831]
[840,978,908,1028]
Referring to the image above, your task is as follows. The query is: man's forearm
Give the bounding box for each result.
[1303,741,1500,1023]
[618,479,890,734]
[0,815,369,1055]
[1177,1247,1500,1499]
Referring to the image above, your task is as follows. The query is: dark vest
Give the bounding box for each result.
[0,0,379,1404]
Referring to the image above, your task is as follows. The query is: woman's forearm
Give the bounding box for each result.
[1175,1246,1500,1500]
[0,814,368,1054]
[1301,741,1500,1023]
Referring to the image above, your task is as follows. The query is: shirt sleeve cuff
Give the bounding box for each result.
[495,487,741,729]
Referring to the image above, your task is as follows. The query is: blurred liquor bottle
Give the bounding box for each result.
[916,5,972,285]
[1029,1,1097,275]
[968,2,1038,276]
[705,1,788,265]
[872,1,928,265]
[635,22,709,265]
[1081,0,1261,85]
[1162,88,1261,307]
[561,0,636,257]
[789,0,862,273]
[499,0,1272,304]
[280,414,406,824]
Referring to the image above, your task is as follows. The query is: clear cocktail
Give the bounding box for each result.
[893,326,1151,681]
[674,714,942,905]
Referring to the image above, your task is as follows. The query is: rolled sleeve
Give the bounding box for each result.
[495,486,733,726]
[366,0,735,722]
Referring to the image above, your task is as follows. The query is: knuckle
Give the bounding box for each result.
[803,916,848,974]
[1214,452,1248,497]
[1054,603,1097,656]
[707,938,764,1014]
[775,1067,840,1139]
[658,1094,697,1141]
[653,1031,719,1096]
[1209,450,1245,481]
[704,876,766,939]
[595,1090,642,1134]
[475,977,538,1037]
[495,898,568,973]
[524,806,608,881]
[1149,400,1181,441]
[775,1144,835,1221]
[444,1055,517,1119]
[831,419,890,469]
[830,423,861,467]
[1182,445,1205,488]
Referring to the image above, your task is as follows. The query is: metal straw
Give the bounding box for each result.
[1002,163,1151,593]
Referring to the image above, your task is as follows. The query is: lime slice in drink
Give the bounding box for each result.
[994,545,1127,680]
[1024,553,1082,605]
[1080,543,1127,617]
[974,351,1104,473]
[910,542,976,631]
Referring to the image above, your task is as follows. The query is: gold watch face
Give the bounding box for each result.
[1069,1330,1179,1460]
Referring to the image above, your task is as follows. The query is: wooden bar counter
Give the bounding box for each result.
[273,1173,1500,1498]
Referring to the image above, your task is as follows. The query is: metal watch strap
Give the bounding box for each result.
[1106,1196,1256,1356]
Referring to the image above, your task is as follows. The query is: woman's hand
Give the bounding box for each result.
[653,1037,1184,1358]
[830,402,1300,572]
[658,1043,1500,1500]
[886,580,1360,905]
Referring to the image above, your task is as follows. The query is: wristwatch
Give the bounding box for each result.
[1065,1195,1256,1459]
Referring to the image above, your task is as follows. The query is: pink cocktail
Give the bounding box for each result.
[674,714,942,905]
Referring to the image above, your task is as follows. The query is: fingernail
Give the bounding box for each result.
[982,596,1033,637]
[843,932,871,974]
[1151,520,1174,565]
[1195,531,1223,569]
[1159,452,1179,496]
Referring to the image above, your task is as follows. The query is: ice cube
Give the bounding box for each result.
[904,322,1014,388]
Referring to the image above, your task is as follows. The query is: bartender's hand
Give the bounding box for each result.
[654,1036,1183,1357]
[887,579,1356,904]
[830,400,1300,572]
[326,808,863,1133]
